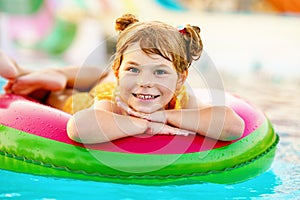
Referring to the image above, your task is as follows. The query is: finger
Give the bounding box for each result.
[148,111,167,123]
[127,109,140,116]
[116,97,130,111]
[167,126,196,136]
[176,129,196,136]
[115,96,147,118]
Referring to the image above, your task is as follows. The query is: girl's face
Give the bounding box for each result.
[117,43,183,113]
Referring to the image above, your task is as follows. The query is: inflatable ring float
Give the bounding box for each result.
[0,90,279,185]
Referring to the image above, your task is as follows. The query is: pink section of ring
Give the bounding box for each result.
[0,92,265,154]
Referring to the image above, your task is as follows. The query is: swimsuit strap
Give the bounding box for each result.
[166,85,188,110]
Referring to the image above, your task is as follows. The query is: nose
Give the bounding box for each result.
[137,72,154,87]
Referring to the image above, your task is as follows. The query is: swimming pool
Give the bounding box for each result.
[0,75,299,199]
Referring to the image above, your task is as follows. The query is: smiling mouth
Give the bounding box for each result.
[132,93,160,100]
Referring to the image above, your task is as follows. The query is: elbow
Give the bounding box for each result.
[67,116,81,143]
[66,110,93,143]
[220,107,245,141]
[66,109,111,144]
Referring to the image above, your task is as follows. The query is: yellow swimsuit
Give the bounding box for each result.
[63,82,188,114]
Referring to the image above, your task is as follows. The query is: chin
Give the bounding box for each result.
[133,106,161,114]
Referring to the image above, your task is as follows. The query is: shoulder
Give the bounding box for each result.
[184,91,212,109]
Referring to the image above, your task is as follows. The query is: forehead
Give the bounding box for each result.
[122,43,173,67]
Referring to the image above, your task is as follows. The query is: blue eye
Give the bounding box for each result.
[128,67,140,73]
[154,69,167,75]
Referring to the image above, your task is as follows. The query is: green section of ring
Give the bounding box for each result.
[0,119,278,185]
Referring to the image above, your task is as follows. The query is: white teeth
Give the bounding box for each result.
[136,94,155,100]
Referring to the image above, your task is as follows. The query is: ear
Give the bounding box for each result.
[176,71,188,90]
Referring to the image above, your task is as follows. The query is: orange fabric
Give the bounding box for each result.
[63,92,93,114]
[267,0,300,13]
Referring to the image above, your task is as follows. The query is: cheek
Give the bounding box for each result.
[159,84,177,103]
[119,75,131,87]
[160,77,178,92]
[118,78,134,98]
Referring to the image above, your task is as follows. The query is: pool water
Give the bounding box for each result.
[0,78,4,94]
[0,74,299,199]
[0,159,298,199]
[0,167,287,199]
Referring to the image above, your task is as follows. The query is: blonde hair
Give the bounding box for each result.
[112,14,203,77]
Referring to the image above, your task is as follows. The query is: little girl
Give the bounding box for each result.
[0,14,245,143]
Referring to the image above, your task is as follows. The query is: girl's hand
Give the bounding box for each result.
[116,96,166,123]
[115,97,195,136]
[116,96,151,119]
[145,122,195,136]
[146,110,167,123]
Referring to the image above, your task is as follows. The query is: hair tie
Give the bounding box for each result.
[177,25,186,35]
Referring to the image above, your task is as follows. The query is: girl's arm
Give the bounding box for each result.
[67,100,148,143]
[163,106,245,141]
[67,100,195,144]
[126,106,244,141]
[67,109,149,143]
[115,96,244,141]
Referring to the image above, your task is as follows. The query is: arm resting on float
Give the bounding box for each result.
[164,106,245,141]
[67,109,149,144]
[66,100,196,144]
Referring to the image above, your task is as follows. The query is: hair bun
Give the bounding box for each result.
[182,24,203,62]
[115,14,139,32]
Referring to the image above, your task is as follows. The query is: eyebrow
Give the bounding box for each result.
[124,61,170,69]
[154,64,171,68]
[124,61,139,66]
